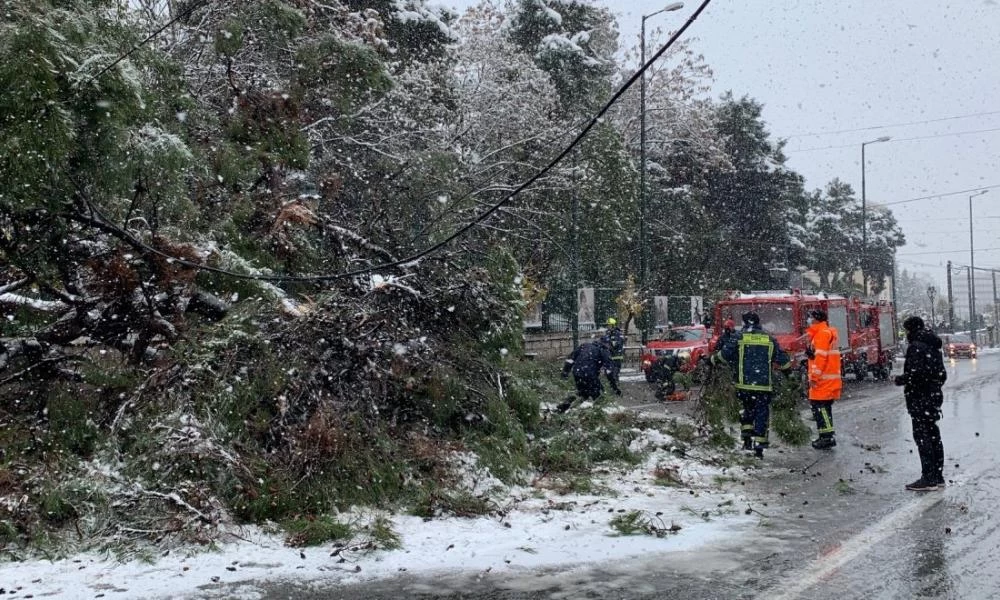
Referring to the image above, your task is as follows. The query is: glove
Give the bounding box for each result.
[893,375,905,386]
[805,347,816,360]
[614,387,623,396]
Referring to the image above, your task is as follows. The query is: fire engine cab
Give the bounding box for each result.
[710,290,897,380]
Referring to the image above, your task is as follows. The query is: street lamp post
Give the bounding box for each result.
[927,285,937,329]
[969,189,989,345]
[639,2,683,344]
[860,136,891,297]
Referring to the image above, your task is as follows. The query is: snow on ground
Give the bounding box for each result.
[0,428,756,599]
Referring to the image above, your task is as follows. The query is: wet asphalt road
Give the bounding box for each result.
[217,354,1000,600]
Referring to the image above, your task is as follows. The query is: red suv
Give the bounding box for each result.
[640,325,709,382]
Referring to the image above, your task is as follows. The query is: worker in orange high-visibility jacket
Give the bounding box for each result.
[805,309,842,449]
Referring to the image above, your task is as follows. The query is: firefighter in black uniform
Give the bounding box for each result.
[559,337,621,412]
[603,317,626,383]
[650,352,681,401]
[711,312,793,458]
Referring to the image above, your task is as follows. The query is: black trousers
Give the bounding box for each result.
[574,375,603,400]
[737,390,771,449]
[810,401,835,438]
[908,393,944,482]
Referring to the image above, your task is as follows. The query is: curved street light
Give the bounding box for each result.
[861,136,891,296]
[639,2,685,343]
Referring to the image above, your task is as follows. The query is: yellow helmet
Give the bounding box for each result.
[607,317,617,326]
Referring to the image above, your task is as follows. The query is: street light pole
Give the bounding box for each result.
[860,136,890,297]
[927,285,936,329]
[639,2,683,344]
[969,189,989,345]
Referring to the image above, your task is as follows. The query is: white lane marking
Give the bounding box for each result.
[766,493,945,600]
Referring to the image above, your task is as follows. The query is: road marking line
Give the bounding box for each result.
[766,494,945,600]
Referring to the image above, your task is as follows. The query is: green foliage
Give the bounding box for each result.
[225,92,309,170]
[295,36,393,112]
[369,515,402,550]
[46,388,100,458]
[608,510,674,537]
[470,394,531,483]
[479,249,527,360]
[531,404,640,475]
[410,489,493,518]
[772,376,810,446]
[214,21,245,56]
[0,520,18,546]
[509,0,617,111]
[343,0,454,61]
[282,515,353,547]
[259,1,307,40]
[609,510,646,535]
[696,365,740,448]
[835,479,856,495]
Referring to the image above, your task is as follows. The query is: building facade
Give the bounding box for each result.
[950,266,999,322]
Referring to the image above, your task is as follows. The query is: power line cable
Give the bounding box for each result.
[881,184,1000,207]
[781,110,1000,140]
[787,126,1000,154]
[898,247,1000,257]
[83,0,211,87]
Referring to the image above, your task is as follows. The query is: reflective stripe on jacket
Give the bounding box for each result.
[807,321,842,401]
[717,329,791,393]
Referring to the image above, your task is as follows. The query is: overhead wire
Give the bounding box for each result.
[780,110,1000,140]
[787,126,1000,154]
[880,184,1000,207]
[83,0,211,87]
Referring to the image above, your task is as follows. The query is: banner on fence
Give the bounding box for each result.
[654,296,670,328]
[524,302,543,328]
[690,296,704,325]
[577,287,595,329]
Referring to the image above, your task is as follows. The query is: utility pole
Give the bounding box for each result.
[927,285,936,330]
[639,3,684,345]
[890,253,898,310]
[860,136,891,296]
[570,154,580,349]
[994,270,999,347]
[969,189,989,344]
[947,260,955,331]
[968,266,974,341]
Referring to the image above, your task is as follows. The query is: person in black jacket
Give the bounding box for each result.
[602,318,626,382]
[559,337,621,412]
[894,316,948,491]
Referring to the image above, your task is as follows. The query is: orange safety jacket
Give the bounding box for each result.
[807,321,842,401]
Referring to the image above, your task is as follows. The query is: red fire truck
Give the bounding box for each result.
[843,299,898,380]
[709,290,897,380]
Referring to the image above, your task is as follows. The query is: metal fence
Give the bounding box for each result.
[525,285,703,339]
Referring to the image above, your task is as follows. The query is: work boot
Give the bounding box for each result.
[811,436,836,450]
[742,437,753,451]
[905,478,941,492]
[754,447,764,459]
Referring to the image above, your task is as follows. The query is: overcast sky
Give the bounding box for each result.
[441,0,1000,292]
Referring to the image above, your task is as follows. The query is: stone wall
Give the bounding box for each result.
[523,332,643,366]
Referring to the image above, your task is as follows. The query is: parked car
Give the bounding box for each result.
[941,333,977,359]
[640,325,709,382]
